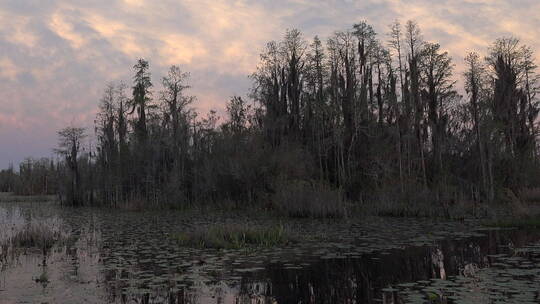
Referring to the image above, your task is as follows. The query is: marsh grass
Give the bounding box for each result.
[0,207,70,263]
[0,192,57,203]
[483,217,540,229]
[359,186,443,218]
[357,183,496,220]
[172,223,291,249]
[11,218,69,249]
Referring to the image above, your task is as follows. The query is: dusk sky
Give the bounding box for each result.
[1,0,539,168]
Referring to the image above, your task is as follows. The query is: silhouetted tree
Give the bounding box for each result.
[55,126,86,206]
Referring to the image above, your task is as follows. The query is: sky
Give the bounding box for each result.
[1,0,540,168]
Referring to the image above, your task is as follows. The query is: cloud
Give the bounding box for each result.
[0,57,20,80]
[0,0,540,167]
[49,11,87,49]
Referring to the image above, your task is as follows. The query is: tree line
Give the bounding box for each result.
[0,158,59,195]
[5,20,539,215]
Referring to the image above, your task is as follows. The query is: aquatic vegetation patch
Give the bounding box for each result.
[172,224,291,249]
[34,271,50,285]
[6,201,540,303]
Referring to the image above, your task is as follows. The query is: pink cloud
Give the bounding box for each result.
[0,0,540,167]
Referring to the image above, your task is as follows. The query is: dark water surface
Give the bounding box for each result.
[1,201,539,304]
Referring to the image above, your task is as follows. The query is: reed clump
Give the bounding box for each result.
[0,208,70,263]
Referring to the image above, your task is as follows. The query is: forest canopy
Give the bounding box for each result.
[2,20,539,217]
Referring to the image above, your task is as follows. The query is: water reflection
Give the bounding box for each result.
[1,201,539,304]
[260,229,540,303]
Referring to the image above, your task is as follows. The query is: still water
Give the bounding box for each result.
[1,201,539,303]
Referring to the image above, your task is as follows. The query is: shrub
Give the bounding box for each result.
[272,180,347,218]
[360,182,486,219]
[519,188,540,203]
[362,185,435,217]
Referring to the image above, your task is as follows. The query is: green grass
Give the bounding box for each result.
[483,217,540,229]
[172,224,291,249]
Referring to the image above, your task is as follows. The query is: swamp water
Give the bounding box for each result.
[0,201,539,304]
